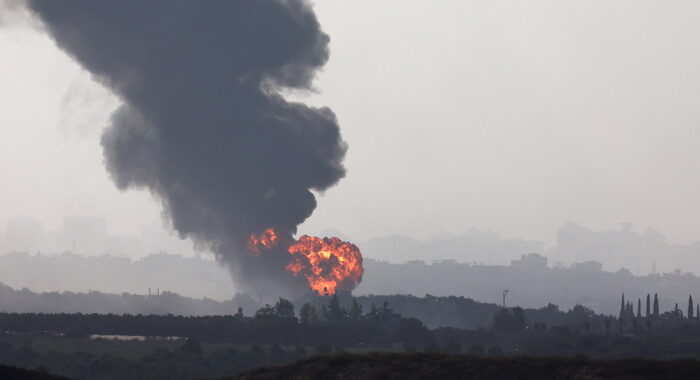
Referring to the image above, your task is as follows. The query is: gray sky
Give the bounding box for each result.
[1,0,699,251]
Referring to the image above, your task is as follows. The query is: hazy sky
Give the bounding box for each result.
[1,1,699,249]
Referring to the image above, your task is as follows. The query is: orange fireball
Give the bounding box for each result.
[287,235,363,295]
[246,228,279,255]
[246,229,363,294]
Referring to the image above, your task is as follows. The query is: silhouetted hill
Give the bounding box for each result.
[5,252,700,317]
[0,282,260,316]
[358,229,542,264]
[356,257,700,316]
[0,252,234,300]
[0,364,68,380]
[230,353,700,380]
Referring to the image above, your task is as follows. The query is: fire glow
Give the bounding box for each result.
[246,229,363,295]
[246,228,279,255]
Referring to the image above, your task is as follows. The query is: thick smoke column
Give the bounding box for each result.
[27,0,348,297]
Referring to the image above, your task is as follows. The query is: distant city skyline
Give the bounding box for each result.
[2,214,700,277]
[0,215,199,258]
[0,2,698,375]
[2,1,700,255]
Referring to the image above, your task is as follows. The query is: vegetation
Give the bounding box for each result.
[8,250,700,321]
[230,353,700,380]
[0,335,305,380]
[0,363,67,380]
[2,292,700,378]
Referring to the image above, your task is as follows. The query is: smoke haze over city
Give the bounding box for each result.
[2,2,700,378]
[1,1,700,255]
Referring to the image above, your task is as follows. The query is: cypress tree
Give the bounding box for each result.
[653,293,659,318]
[620,293,625,319]
[327,294,344,323]
[646,294,651,317]
[637,299,641,318]
[689,295,695,319]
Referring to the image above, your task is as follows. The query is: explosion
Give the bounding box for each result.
[27,0,349,297]
[287,236,364,295]
[247,230,363,295]
[246,228,279,255]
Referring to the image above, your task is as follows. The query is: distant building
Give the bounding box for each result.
[434,259,456,265]
[510,253,548,269]
[571,261,604,272]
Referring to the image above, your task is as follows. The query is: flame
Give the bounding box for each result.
[246,229,363,294]
[246,228,279,255]
[287,235,363,295]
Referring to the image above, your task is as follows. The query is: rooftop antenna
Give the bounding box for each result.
[502,289,510,308]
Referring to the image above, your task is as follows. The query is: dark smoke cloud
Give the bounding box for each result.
[27,0,347,297]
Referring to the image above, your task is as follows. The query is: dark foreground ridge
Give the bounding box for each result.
[230,353,700,380]
[0,363,68,380]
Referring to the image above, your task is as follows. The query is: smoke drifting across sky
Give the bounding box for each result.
[25,0,347,296]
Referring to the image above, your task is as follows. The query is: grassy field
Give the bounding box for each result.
[230,352,700,380]
[29,338,182,361]
[20,335,401,361]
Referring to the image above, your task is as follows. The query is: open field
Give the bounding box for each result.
[232,353,700,380]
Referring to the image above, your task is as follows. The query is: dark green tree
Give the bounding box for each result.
[254,304,275,320]
[689,295,695,320]
[646,294,651,317]
[349,297,363,320]
[299,303,317,325]
[493,307,526,333]
[327,294,346,323]
[653,293,659,318]
[619,293,625,319]
[637,299,641,318]
[382,301,392,314]
[274,298,295,319]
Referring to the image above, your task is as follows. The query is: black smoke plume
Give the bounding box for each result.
[26,0,347,297]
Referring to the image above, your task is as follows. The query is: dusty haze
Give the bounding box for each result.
[1,1,699,275]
